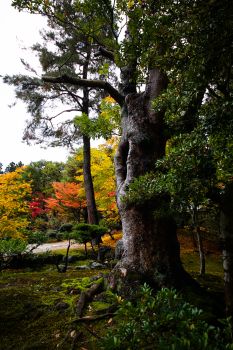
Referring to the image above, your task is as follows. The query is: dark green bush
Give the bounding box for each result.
[71,223,107,244]
[100,286,233,350]
[0,238,28,269]
[27,231,48,245]
[0,238,27,256]
[59,223,73,233]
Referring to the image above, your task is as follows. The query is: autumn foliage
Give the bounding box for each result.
[75,139,120,228]
[0,140,119,242]
[45,182,86,221]
[0,167,32,239]
[29,193,47,218]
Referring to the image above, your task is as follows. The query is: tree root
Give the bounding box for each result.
[76,279,104,317]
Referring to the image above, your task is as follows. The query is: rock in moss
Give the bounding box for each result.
[55,301,69,311]
[90,262,106,269]
[75,265,90,270]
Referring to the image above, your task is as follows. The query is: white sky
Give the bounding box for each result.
[0,2,71,169]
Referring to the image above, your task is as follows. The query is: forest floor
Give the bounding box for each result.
[0,231,224,350]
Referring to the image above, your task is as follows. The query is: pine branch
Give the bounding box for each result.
[42,74,124,106]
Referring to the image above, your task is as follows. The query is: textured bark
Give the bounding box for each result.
[112,68,193,290]
[220,183,233,317]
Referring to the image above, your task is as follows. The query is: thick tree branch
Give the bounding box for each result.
[42,74,124,106]
[94,46,115,62]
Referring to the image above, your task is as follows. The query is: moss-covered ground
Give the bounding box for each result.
[0,231,226,349]
[0,265,112,350]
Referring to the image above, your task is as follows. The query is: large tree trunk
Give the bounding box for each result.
[219,183,233,317]
[112,68,193,290]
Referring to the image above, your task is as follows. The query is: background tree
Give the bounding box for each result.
[45,181,86,223]
[23,160,65,196]
[0,167,32,239]
[4,161,24,173]
[22,160,65,231]
[75,138,120,229]
[4,2,120,227]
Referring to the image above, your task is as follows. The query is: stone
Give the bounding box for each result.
[90,262,105,269]
[75,265,90,270]
[55,302,69,311]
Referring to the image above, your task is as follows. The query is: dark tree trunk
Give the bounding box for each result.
[112,69,194,290]
[196,227,205,276]
[82,134,99,225]
[219,183,233,317]
[191,208,206,276]
[82,45,99,226]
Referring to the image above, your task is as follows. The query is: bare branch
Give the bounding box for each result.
[50,108,81,120]
[60,84,83,109]
[42,74,124,106]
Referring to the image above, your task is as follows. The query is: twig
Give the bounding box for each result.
[73,313,116,323]
[82,324,102,339]
[70,331,82,350]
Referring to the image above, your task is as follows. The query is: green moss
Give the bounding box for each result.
[75,259,94,266]
[61,276,90,291]
[181,251,223,277]
[89,301,111,313]
[61,276,104,294]
[0,249,225,350]
[0,265,110,349]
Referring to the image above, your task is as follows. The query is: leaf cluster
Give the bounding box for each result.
[74,97,121,140]
[100,286,233,350]
[0,168,32,239]
[0,239,28,257]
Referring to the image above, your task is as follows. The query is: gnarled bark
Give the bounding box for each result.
[112,68,193,290]
[41,67,194,291]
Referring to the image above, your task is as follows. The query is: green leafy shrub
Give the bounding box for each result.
[58,223,74,241]
[100,286,233,350]
[59,223,73,233]
[0,238,28,269]
[27,231,48,245]
[0,238,27,256]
